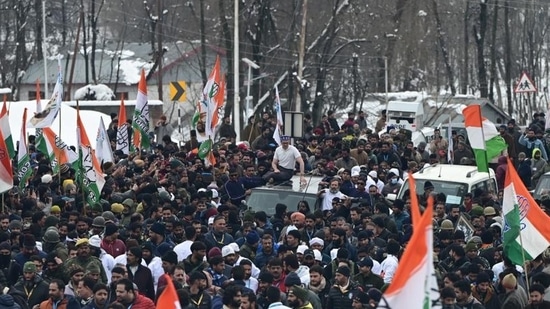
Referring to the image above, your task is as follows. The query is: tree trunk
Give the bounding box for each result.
[383,0,409,92]
[312,23,337,125]
[474,0,489,98]
[90,0,97,83]
[35,0,43,61]
[199,0,207,86]
[488,0,499,103]
[219,0,234,118]
[504,1,513,115]
[432,0,456,95]
[461,2,470,94]
[80,0,89,85]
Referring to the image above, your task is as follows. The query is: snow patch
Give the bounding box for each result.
[74,84,116,101]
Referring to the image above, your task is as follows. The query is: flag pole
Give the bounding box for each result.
[76,100,86,216]
[519,231,531,295]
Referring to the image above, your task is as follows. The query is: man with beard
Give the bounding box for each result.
[183,241,209,274]
[287,286,313,309]
[64,266,85,296]
[350,141,369,166]
[139,242,163,292]
[335,149,359,171]
[148,223,174,256]
[324,228,356,261]
[255,234,277,269]
[76,277,95,307]
[240,291,258,309]
[99,224,125,259]
[124,247,155,301]
[240,260,259,293]
[318,180,346,212]
[108,267,126,302]
[326,267,359,309]
[185,271,211,309]
[222,284,242,309]
[169,221,185,244]
[174,226,197,261]
[283,255,310,287]
[308,265,330,309]
[76,218,91,238]
[37,279,79,309]
[63,239,108,284]
[268,258,286,293]
[265,286,291,309]
[525,283,550,309]
[15,235,47,273]
[206,255,228,288]
[14,262,49,309]
[88,236,115,284]
[115,278,154,309]
[251,126,275,151]
[82,283,109,309]
[204,216,234,250]
[353,257,383,291]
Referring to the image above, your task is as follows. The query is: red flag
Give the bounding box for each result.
[156,274,181,309]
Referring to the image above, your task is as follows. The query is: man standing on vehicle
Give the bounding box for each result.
[262,136,306,186]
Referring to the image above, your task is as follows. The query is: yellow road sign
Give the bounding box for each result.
[169,81,187,102]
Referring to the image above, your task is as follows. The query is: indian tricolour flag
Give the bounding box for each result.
[462,105,507,172]
[77,111,105,205]
[36,127,79,174]
[0,125,13,194]
[201,56,224,138]
[17,109,32,190]
[116,95,130,154]
[379,185,440,309]
[132,69,150,150]
[0,100,14,159]
[502,157,550,266]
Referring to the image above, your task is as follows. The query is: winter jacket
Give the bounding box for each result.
[517,158,533,189]
[127,264,155,301]
[63,255,108,284]
[39,296,80,309]
[501,289,528,309]
[0,295,21,309]
[13,276,50,309]
[520,135,549,160]
[123,294,155,309]
[326,280,360,309]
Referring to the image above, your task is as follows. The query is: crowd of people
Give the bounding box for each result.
[2,109,550,309]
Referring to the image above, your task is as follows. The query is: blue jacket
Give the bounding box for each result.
[519,135,548,160]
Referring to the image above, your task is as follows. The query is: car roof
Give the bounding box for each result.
[253,175,324,194]
[413,164,495,183]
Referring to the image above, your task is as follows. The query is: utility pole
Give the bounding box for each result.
[157,0,163,101]
[233,0,241,141]
[352,53,358,113]
[296,0,308,112]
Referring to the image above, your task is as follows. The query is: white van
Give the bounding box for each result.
[390,164,497,206]
[386,101,424,131]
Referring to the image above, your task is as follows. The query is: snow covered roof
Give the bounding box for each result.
[6,101,111,149]
[21,42,225,86]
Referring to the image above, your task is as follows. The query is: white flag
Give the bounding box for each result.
[273,85,284,145]
[96,117,114,164]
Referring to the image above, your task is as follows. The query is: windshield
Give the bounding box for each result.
[247,189,318,216]
[534,174,550,200]
[398,179,468,205]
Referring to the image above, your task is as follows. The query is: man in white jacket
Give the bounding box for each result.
[140,242,164,292]
[89,235,115,283]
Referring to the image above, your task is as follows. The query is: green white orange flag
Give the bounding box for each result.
[116,96,130,154]
[379,190,440,308]
[36,127,79,174]
[462,105,507,172]
[156,274,181,309]
[502,157,550,266]
[0,127,13,194]
[132,69,150,150]
[201,56,224,137]
[77,111,105,205]
[17,109,32,190]
[28,58,63,128]
[0,100,14,158]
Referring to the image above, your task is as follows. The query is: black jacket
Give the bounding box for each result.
[13,275,50,309]
[325,280,359,309]
[126,264,155,301]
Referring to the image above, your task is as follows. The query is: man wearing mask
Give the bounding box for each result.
[382,170,401,197]
[520,128,548,160]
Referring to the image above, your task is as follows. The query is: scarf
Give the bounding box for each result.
[308,277,327,293]
[335,279,350,294]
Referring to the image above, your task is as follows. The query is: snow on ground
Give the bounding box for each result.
[74,84,116,100]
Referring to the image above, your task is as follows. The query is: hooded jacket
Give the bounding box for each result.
[0,295,21,309]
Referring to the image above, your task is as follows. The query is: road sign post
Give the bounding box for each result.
[169,81,187,102]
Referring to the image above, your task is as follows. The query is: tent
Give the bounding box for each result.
[6,101,112,149]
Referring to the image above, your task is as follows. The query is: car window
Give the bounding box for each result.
[247,190,318,216]
[534,174,550,200]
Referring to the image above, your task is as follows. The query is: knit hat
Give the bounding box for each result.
[69,266,85,277]
[358,257,374,268]
[471,206,484,216]
[367,288,382,302]
[44,216,59,228]
[208,247,222,259]
[245,231,260,245]
[129,246,142,259]
[92,217,106,228]
[89,235,101,248]
[9,220,22,230]
[284,272,302,287]
[353,291,371,304]
[502,273,517,289]
[157,243,174,257]
[141,242,154,253]
[0,242,10,251]
[23,262,37,273]
[258,272,274,283]
[162,251,178,265]
[104,223,118,237]
[50,205,61,213]
[289,286,309,302]
[87,264,101,275]
[150,222,166,235]
[122,198,134,208]
[336,266,351,277]
[22,234,36,248]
